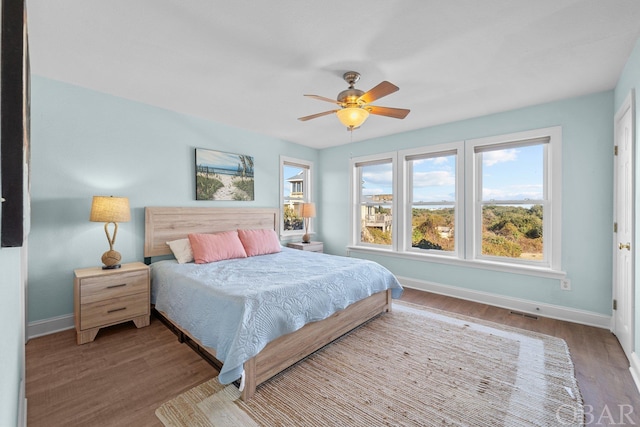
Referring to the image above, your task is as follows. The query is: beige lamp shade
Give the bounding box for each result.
[301,202,316,218]
[336,107,369,129]
[90,196,131,223]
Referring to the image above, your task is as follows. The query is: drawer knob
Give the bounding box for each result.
[107,307,127,314]
[107,283,127,289]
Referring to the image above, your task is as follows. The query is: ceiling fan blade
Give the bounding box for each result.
[367,105,410,119]
[298,110,338,121]
[304,94,340,104]
[358,81,399,104]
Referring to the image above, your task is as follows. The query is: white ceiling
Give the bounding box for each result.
[26,0,640,149]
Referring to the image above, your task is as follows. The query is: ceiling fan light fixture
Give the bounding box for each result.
[336,107,369,129]
[298,71,409,128]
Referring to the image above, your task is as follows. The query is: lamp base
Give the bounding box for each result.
[302,233,311,243]
[101,250,122,270]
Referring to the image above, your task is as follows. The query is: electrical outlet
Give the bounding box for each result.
[560,279,571,291]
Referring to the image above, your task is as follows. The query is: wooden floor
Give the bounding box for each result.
[26,288,640,426]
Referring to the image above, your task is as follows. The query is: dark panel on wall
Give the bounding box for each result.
[1,0,29,247]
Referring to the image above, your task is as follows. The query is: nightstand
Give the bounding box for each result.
[73,262,150,345]
[287,241,324,253]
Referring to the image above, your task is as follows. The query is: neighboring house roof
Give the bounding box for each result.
[286,170,304,182]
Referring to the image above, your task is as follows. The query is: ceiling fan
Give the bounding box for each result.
[298,71,410,130]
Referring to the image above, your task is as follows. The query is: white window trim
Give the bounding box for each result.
[280,156,313,238]
[464,126,562,271]
[348,126,564,279]
[349,151,398,251]
[399,141,465,259]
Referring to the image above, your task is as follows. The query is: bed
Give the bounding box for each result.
[144,206,402,401]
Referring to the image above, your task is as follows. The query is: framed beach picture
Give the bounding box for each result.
[195,148,255,201]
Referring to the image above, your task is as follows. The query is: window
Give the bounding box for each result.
[350,127,562,275]
[403,142,463,257]
[466,128,561,270]
[474,141,546,263]
[281,157,313,237]
[351,153,396,249]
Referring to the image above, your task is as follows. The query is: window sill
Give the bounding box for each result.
[280,231,314,241]
[346,245,566,280]
[281,230,308,235]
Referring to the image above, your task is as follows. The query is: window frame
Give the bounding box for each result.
[465,127,562,271]
[348,126,563,278]
[280,156,313,238]
[400,142,464,258]
[350,152,398,251]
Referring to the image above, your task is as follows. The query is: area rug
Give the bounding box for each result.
[156,302,584,426]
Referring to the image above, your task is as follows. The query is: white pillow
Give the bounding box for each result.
[166,238,194,264]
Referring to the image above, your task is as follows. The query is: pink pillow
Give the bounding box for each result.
[237,228,282,257]
[188,231,248,264]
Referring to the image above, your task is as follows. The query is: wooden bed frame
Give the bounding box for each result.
[144,206,393,401]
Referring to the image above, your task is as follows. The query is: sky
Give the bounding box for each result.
[361,144,544,203]
[196,149,251,171]
[480,144,543,202]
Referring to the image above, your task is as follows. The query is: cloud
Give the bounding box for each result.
[430,156,450,165]
[362,170,393,186]
[414,156,450,166]
[483,149,517,166]
[412,170,455,187]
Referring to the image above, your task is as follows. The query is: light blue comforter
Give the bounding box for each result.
[151,247,403,384]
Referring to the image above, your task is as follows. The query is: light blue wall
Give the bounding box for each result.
[28,76,318,322]
[319,91,614,315]
[29,77,616,321]
[614,37,640,353]
[0,247,24,427]
[18,38,639,424]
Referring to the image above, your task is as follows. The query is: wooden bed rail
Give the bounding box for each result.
[241,289,392,400]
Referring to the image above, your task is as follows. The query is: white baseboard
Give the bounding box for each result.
[630,352,640,393]
[27,313,74,340]
[397,275,611,329]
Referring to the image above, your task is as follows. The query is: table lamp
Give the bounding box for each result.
[90,196,131,269]
[300,202,316,243]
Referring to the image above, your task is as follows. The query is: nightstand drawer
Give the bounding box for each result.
[80,270,148,304]
[81,292,149,330]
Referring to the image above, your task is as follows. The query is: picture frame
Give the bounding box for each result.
[195,148,254,201]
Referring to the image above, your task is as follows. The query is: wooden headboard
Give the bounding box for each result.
[144,207,280,258]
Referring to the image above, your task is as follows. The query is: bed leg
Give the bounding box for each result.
[240,358,256,401]
[386,289,393,312]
